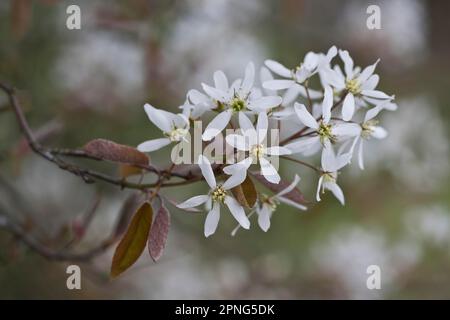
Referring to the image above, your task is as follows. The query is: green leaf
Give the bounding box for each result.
[110,201,153,278]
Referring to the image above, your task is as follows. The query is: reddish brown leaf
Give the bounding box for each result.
[148,204,170,262]
[111,201,153,278]
[231,175,257,208]
[83,139,149,166]
[251,172,308,205]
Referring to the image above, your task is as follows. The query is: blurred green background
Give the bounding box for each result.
[0,0,449,299]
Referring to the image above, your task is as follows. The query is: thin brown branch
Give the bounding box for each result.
[0,81,201,192]
[281,155,322,173]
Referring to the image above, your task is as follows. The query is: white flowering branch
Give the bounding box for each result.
[0,46,397,277]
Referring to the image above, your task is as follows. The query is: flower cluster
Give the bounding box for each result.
[138,46,397,237]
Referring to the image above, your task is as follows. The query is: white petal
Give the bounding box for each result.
[294,66,311,83]
[332,123,361,137]
[202,110,232,141]
[326,46,338,62]
[358,59,380,83]
[230,79,242,92]
[202,83,228,101]
[223,157,252,175]
[213,70,229,92]
[303,52,319,70]
[300,86,323,99]
[361,90,393,100]
[263,80,295,90]
[226,134,250,151]
[257,205,272,232]
[238,112,258,146]
[260,66,276,95]
[321,144,336,172]
[364,105,383,122]
[241,62,255,94]
[198,155,216,188]
[325,182,345,205]
[137,138,171,152]
[188,89,210,105]
[238,112,255,133]
[222,169,247,190]
[322,85,333,123]
[278,197,307,211]
[282,85,301,105]
[204,202,221,237]
[143,104,172,133]
[249,96,282,111]
[225,196,250,229]
[264,59,292,78]
[335,152,352,171]
[381,101,398,111]
[339,50,354,79]
[361,74,379,91]
[266,146,292,156]
[178,195,209,209]
[275,174,300,197]
[303,141,322,157]
[285,136,320,154]
[342,93,355,121]
[294,103,318,129]
[357,139,364,170]
[256,112,269,143]
[259,157,281,184]
[321,67,346,89]
[316,176,324,202]
[372,126,388,139]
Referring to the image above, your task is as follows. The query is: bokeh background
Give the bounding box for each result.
[0,0,449,299]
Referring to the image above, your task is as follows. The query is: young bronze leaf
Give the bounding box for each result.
[251,173,308,205]
[83,139,149,166]
[231,175,257,208]
[148,204,171,262]
[111,201,153,278]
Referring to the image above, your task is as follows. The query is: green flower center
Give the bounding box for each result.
[317,121,336,144]
[230,97,247,112]
[261,194,279,211]
[215,100,225,112]
[211,185,227,203]
[251,144,266,159]
[361,119,378,139]
[165,127,188,142]
[345,78,361,95]
[323,172,337,184]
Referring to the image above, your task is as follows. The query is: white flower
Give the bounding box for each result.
[354,105,388,170]
[231,175,306,235]
[224,112,291,184]
[186,71,242,120]
[316,144,351,205]
[137,103,189,153]
[177,155,250,237]
[201,62,282,141]
[322,49,394,121]
[256,174,307,232]
[285,86,361,155]
[262,46,337,100]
